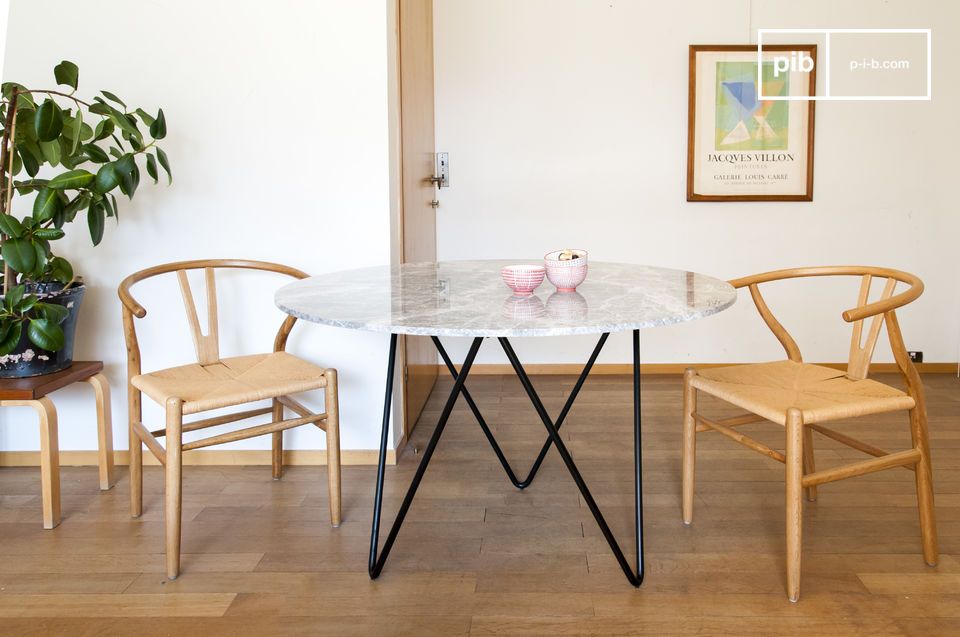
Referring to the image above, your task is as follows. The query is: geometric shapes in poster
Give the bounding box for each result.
[715,61,789,151]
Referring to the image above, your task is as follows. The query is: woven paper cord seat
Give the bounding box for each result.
[691,360,915,425]
[132,351,330,415]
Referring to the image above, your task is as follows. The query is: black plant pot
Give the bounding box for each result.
[0,283,85,378]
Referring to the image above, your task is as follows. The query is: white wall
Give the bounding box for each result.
[0,0,397,454]
[434,0,960,367]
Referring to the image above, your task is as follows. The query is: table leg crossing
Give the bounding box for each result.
[433,333,609,489]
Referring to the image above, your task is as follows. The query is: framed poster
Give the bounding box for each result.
[687,44,816,201]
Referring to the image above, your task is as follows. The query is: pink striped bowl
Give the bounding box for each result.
[501,265,545,297]
[544,249,588,292]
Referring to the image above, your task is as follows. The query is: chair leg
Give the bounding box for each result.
[271,399,284,480]
[129,387,143,518]
[85,374,115,491]
[681,368,697,525]
[802,426,817,502]
[324,369,341,527]
[785,407,804,602]
[164,398,184,580]
[32,398,61,530]
[909,404,938,566]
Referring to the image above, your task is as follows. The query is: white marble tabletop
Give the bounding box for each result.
[275,261,736,337]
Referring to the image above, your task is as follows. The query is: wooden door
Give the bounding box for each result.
[399,0,438,437]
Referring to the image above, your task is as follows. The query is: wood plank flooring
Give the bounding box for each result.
[0,372,958,636]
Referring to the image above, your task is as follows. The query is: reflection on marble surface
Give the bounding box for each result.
[546,291,588,321]
[275,260,736,337]
[502,294,546,321]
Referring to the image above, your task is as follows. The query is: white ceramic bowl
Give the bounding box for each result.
[544,250,588,292]
[501,264,545,297]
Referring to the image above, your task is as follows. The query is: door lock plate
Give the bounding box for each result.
[433,152,449,188]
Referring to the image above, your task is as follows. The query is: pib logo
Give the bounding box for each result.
[772,51,815,77]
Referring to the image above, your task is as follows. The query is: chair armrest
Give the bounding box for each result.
[842,279,923,322]
[729,266,924,324]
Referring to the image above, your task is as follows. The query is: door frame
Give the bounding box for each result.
[388,0,439,452]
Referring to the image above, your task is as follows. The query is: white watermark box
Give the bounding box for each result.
[758,29,931,100]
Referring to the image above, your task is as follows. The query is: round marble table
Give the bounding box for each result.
[275,260,736,337]
[276,260,736,586]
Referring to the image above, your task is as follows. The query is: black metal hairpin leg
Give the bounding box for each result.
[498,330,644,586]
[432,333,609,489]
[369,330,643,587]
[368,334,484,578]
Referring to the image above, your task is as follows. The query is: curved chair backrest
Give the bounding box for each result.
[118,260,308,375]
[728,266,924,380]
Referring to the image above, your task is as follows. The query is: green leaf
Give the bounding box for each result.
[79,122,93,142]
[46,257,73,285]
[39,139,61,165]
[62,193,90,224]
[19,146,38,177]
[31,241,47,278]
[110,112,141,142]
[114,153,136,175]
[102,192,114,217]
[32,228,65,240]
[19,294,38,313]
[34,99,64,142]
[4,284,24,311]
[100,90,126,108]
[145,153,158,183]
[11,149,23,176]
[13,179,49,195]
[0,322,22,356]
[155,147,172,184]
[69,110,82,154]
[82,143,109,163]
[0,214,25,238]
[37,301,69,323]
[89,102,111,116]
[27,318,64,351]
[32,188,63,222]
[119,164,140,199]
[2,83,34,109]
[53,60,79,90]
[94,162,120,193]
[93,118,114,141]
[48,169,94,189]
[87,200,105,245]
[150,108,166,139]
[2,237,36,273]
[14,108,36,142]
[109,193,119,221]
[20,138,43,163]
[134,108,155,127]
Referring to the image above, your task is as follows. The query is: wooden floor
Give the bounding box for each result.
[0,372,958,636]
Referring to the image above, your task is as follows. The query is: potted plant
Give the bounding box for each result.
[0,60,170,377]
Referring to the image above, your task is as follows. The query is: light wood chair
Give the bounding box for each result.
[682,266,937,602]
[119,259,341,579]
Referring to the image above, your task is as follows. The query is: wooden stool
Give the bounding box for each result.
[0,361,114,529]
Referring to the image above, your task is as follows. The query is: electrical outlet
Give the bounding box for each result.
[908,351,923,363]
